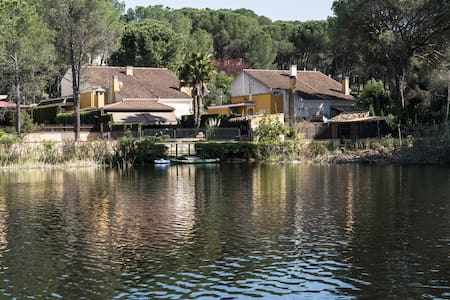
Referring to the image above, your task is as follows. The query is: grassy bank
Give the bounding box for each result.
[1,132,450,169]
[0,133,168,169]
[196,135,450,165]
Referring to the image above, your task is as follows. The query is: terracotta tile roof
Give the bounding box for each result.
[244,69,354,101]
[328,112,386,123]
[103,100,175,112]
[81,66,190,100]
[110,112,177,125]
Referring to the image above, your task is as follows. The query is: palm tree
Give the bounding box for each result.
[179,52,215,127]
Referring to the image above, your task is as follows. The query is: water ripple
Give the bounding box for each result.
[0,165,448,299]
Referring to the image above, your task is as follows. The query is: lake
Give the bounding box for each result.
[0,164,449,299]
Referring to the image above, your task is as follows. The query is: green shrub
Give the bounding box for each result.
[196,142,257,160]
[111,137,167,167]
[254,115,287,144]
[21,112,35,133]
[134,138,167,165]
[33,106,59,124]
[379,134,396,150]
[55,109,100,125]
[0,131,18,146]
[305,141,328,158]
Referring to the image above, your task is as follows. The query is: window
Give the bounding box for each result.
[272,89,282,96]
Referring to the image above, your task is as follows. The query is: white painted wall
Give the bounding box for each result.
[61,69,193,120]
[231,72,271,97]
[158,99,193,119]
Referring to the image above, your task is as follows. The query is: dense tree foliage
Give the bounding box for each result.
[0,0,54,133]
[42,0,122,140]
[0,1,449,131]
[111,20,185,70]
[205,72,233,106]
[333,0,450,122]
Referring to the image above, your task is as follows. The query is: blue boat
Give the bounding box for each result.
[154,159,171,165]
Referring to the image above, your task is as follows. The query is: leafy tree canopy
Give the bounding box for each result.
[111,20,185,70]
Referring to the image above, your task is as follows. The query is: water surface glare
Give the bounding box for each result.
[0,164,449,299]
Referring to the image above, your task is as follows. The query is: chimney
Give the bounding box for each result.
[112,76,120,92]
[290,65,298,78]
[126,66,134,76]
[342,76,350,96]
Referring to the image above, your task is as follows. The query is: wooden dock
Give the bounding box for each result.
[164,141,199,157]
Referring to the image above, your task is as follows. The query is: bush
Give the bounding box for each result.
[196,142,257,160]
[112,137,168,167]
[55,109,100,125]
[134,138,167,165]
[33,106,59,124]
[0,111,35,133]
[305,142,328,158]
[21,111,35,133]
[196,140,310,161]
[254,115,287,144]
[0,131,18,146]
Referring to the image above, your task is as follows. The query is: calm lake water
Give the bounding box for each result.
[0,164,449,299]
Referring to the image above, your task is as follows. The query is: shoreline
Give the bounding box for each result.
[1,153,449,171]
[1,138,449,170]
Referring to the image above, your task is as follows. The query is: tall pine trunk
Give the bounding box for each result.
[445,69,450,124]
[197,91,202,128]
[13,52,21,135]
[193,85,202,128]
[70,47,81,141]
[399,68,407,110]
[15,80,21,135]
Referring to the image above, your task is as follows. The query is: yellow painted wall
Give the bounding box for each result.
[80,91,106,109]
[207,93,284,116]
[80,91,94,109]
[95,93,105,108]
[231,93,284,115]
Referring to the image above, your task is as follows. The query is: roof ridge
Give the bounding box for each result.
[244,69,281,72]
[244,68,323,73]
[84,65,169,71]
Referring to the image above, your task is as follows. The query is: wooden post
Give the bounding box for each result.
[377,120,381,138]
[398,124,402,146]
[176,144,178,157]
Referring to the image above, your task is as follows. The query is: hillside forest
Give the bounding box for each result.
[1,0,450,129]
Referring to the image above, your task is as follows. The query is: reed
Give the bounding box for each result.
[0,140,115,169]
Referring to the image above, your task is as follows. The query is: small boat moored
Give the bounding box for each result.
[171,156,220,164]
[154,159,171,165]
